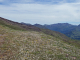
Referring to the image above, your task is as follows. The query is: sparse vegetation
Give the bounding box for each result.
[0,17,80,60]
[0,24,80,60]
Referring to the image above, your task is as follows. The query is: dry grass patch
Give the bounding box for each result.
[0,25,80,60]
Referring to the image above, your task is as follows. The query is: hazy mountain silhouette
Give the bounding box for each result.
[34,23,80,40]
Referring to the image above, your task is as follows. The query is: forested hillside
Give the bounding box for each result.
[34,23,80,40]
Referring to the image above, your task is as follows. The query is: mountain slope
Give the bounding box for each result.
[0,17,70,41]
[34,23,80,40]
[44,23,77,34]
[0,17,80,60]
[66,25,80,40]
[0,22,80,60]
[0,17,41,31]
[34,24,47,29]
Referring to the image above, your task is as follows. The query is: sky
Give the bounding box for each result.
[0,0,80,25]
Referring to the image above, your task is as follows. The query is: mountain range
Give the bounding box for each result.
[34,23,80,40]
[0,17,80,60]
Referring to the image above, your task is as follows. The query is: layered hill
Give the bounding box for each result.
[0,17,80,60]
[34,23,80,40]
[44,23,77,34]
[65,24,80,40]
[0,17,70,41]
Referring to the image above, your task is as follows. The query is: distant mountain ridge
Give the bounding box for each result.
[34,24,47,29]
[34,23,80,40]
[1,17,79,40]
[44,23,77,34]
[0,17,70,41]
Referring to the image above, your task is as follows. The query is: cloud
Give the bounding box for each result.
[0,0,4,2]
[0,0,79,4]
[0,0,80,25]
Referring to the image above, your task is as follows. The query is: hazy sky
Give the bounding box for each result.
[0,0,80,25]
